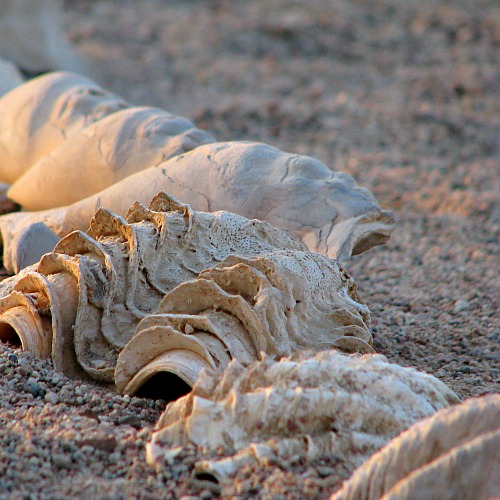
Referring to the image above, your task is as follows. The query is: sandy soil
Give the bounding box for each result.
[1,0,498,498]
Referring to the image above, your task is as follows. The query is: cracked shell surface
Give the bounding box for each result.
[0,140,394,273]
[146,349,460,481]
[331,393,500,500]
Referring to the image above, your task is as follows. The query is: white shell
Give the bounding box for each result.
[0,72,128,184]
[0,74,394,273]
[331,394,499,500]
[146,349,459,481]
[1,194,372,387]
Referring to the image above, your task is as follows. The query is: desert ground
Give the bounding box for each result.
[0,0,498,498]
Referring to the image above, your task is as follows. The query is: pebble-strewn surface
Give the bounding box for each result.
[1,0,499,498]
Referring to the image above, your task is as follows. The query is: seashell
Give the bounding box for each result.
[0,73,393,272]
[7,106,216,210]
[115,248,373,397]
[0,71,128,184]
[331,393,499,500]
[0,142,393,273]
[0,194,377,394]
[145,349,460,482]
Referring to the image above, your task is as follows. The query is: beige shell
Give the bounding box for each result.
[146,349,460,481]
[115,246,373,396]
[0,140,394,273]
[0,71,128,184]
[331,393,499,500]
[0,72,393,272]
[7,105,216,210]
[2,193,371,386]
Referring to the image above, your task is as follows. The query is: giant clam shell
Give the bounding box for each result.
[331,393,499,500]
[0,71,128,184]
[115,248,373,396]
[145,349,460,481]
[1,193,372,391]
[0,73,394,273]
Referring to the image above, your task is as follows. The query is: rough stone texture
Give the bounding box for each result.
[331,394,499,500]
[147,350,459,481]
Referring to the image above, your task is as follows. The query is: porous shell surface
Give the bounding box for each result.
[146,349,460,481]
[331,393,500,500]
[1,194,372,387]
[115,243,373,395]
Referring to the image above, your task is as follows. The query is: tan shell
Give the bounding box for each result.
[146,349,460,481]
[331,394,500,500]
[0,71,128,184]
[8,105,216,210]
[115,247,373,395]
[3,193,351,383]
[0,139,393,272]
[0,72,393,272]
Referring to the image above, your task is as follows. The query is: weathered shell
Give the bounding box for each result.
[146,349,460,481]
[0,71,128,184]
[0,139,394,273]
[1,193,371,387]
[114,246,373,395]
[331,393,499,500]
[8,105,216,210]
[0,72,394,273]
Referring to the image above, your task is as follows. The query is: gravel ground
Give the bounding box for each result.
[1,0,499,498]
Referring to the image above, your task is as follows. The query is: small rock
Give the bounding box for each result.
[44,391,59,405]
[52,454,73,469]
[454,300,470,313]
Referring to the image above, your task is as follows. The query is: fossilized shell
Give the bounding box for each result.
[145,350,460,481]
[2,193,372,385]
[331,393,499,500]
[114,246,373,396]
[0,138,394,273]
[0,71,128,184]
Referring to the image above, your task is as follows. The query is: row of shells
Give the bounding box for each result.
[0,70,496,498]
